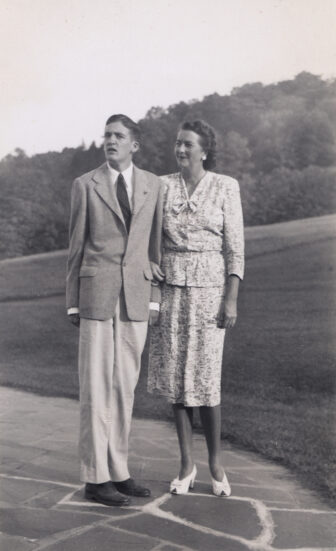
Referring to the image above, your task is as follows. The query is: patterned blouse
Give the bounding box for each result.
[160,171,244,287]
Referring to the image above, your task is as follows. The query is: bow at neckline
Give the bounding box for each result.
[172,199,198,214]
[171,172,209,214]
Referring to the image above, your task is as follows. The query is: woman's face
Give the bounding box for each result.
[175,130,205,171]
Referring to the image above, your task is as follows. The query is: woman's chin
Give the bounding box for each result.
[177,160,189,170]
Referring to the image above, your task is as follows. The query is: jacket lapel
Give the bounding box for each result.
[93,163,149,229]
[132,166,149,217]
[93,163,125,227]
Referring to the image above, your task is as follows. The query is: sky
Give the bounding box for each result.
[0,0,335,160]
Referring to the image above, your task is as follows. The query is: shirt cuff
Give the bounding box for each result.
[228,272,244,281]
[68,307,79,315]
[149,302,160,312]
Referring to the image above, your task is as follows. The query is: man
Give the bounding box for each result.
[66,114,162,506]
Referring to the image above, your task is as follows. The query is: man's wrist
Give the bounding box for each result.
[149,302,160,312]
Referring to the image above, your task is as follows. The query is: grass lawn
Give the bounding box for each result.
[0,214,335,505]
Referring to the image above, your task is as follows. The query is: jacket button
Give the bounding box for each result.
[123,262,127,267]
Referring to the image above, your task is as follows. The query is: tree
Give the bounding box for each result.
[0,72,335,259]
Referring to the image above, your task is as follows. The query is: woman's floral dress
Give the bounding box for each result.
[148,171,244,407]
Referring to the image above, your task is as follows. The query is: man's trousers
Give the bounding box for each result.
[78,298,148,483]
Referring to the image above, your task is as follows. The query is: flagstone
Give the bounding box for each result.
[114,513,249,551]
[272,510,336,548]
[0,386,334,551]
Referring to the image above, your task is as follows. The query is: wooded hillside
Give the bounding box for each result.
[1,72,335,259]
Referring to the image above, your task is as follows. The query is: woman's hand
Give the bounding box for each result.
[150,262,165,283]
[218,274,240,329]
[217,298,237,329]
[223,297,237,328]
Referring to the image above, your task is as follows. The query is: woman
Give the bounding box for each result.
[148,120,244,497]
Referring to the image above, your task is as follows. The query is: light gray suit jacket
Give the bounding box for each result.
[66,162,163,321]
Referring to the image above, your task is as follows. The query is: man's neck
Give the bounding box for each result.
[107,160,132,173]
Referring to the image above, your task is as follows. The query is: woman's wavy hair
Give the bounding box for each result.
[180,119,217,170]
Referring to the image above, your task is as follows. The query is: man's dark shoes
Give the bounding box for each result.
[114,478,151,497]
[85,481,130,506]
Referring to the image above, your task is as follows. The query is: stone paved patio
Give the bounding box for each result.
[0,387,335,550]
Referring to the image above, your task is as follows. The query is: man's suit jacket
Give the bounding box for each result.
[66,162,163,321]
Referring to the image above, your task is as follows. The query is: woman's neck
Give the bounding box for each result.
[181,165,206,185]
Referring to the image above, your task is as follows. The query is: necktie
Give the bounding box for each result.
[116,173,131,232]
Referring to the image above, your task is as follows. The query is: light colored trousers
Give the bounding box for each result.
[78,298,148,483]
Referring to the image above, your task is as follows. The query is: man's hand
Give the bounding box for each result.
[69,313,80,327]
[150,262,165,283]
[149,309,159,326]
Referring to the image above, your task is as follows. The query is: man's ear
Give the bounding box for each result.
[132,141,140,153]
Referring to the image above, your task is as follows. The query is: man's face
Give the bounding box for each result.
[103,121,139,168]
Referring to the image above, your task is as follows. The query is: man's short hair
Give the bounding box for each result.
[105,114,141,143]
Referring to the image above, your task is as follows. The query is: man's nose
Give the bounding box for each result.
[107,134,116,144]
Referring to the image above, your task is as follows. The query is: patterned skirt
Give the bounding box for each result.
[148,283,226,407]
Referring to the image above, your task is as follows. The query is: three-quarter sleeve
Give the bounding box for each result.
[223,178,245,280]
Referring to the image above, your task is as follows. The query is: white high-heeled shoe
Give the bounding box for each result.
[211,470,231,497]
[170,465,197,495]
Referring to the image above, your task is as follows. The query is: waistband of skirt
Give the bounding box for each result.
[163,249,223,255]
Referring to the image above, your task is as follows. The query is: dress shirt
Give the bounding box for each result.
[107,162,134,208]
[68,162,159,315]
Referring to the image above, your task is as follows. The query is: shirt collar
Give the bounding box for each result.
[107,162,133,189]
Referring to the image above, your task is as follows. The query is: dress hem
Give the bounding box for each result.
[147,387,221,408]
